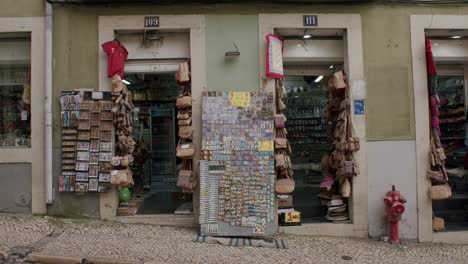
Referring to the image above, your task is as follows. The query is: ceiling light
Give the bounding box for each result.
[433,43,439,46]
[303,34,312,39]
[122,79,131,85]
[329,65,334,69]
[297,44,301,47]
[314,76,323,83]
[451,35,462,39]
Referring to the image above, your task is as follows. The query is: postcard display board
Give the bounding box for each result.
[59,91,114,192]
[199,91,276,237]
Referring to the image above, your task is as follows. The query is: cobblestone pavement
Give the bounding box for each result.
[1,214,468,264]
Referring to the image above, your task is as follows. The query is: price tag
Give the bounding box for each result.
[229,92,250,107]
[181,144,190,149]
[285,212,301,223]
[258,140,273,151]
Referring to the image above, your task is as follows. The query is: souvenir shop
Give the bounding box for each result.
[264,27,360,225]
[59,27,196,216]
[55,13,366,237]
[424,31,468,232]
[409,14,468,242]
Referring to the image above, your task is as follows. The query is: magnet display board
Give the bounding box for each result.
[199,91,276,237]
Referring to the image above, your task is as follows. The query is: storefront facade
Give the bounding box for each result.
[46,2,398,239]
[1,0,467,242]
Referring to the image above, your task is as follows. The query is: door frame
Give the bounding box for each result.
[259,13,367,238]
[98,15,206,221]
[411,15,468,243]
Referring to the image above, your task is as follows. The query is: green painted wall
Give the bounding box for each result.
[0,0,44,17]
[206,15,259,92]
[51,4,468,145]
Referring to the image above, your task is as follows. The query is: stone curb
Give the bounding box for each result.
[26,253,143,264]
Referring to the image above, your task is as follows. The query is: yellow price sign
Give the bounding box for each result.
[258,140,273,151]
[285,212,301,223]
[229,92,251,108]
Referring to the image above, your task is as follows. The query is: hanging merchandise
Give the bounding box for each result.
[425,38,450,201]
[273,79,300,225]
[175,61,195,193]
[177,159,195,191]
[175,62,191,85]
[111,75,136,156]
[266,34,284,79]
[319,70,360,222]
[274,80,294,191]
[102,39,128,78]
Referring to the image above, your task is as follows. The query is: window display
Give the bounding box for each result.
[0,33,31,147]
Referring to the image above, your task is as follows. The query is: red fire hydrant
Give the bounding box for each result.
[383,185,406,243]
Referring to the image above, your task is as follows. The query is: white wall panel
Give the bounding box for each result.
[367,140,418,240]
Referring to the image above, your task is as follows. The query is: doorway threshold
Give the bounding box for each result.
[116,214,197,227]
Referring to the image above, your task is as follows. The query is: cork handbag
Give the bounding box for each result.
[277,99,286,112]
[175,62,190,85]
[176,92,192,108]
[430,184,452,200]
[274,114,287,129]
[177,160,195,192]
[276,173,295,194]
[331,70,347,97]
[275,153,291,169]
[177,110,190,120]
[110,169,134,187]
[276,79,287,100]
[178,117,192,126]
[176,140,195,159]
[178,125,193,139]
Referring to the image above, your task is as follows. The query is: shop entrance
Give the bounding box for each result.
[426,30,468,232]
[125,71,192,214]
[276,28,346,223]
[117,29,193,215]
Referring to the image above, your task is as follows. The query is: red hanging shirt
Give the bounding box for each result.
[425,39,437,77]
[102,40,128,78]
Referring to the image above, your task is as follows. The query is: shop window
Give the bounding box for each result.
[0,33,31,147]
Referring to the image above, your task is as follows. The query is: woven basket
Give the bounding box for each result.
[430,184,452,200]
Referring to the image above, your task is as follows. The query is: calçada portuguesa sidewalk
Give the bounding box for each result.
[0,214,467,264]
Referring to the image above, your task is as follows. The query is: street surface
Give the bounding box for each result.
[0,214,467,264]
